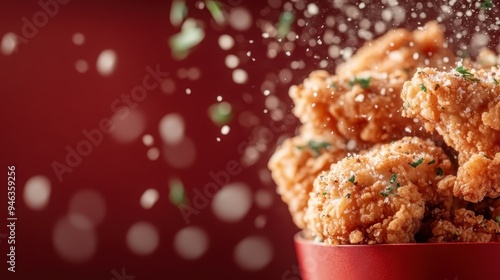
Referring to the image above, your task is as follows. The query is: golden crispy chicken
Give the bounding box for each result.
[304,137,453,245]
[336,21,453,77]
[268,126,347,228]
[401,66,500,202]
[427,208,500,242]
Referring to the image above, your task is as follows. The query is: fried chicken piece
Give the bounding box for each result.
[336,21,454,78]
[428,208,500,242]
[401,66,500,202]
[304,137,453,245]
[290,69,434,146]
[268,126,347,228]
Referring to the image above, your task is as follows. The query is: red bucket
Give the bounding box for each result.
[294,233,500,280]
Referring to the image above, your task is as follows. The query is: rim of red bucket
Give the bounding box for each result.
[294,232,500,248]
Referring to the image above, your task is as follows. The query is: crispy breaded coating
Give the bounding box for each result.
[268,126,347,228]
[401,66,500,202]
[428,208,500,242]
[304,137,453,244]
[290,69,432,145]
[336,21,453,77]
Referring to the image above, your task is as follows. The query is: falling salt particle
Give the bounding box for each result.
[75,60,89,73]
[263,90,271,96]
[234,236,273,271]
[174,226,209,260]
[147,147,160,161]
[221,125,230,135]
[228,8,253,31]
[216,137,221,142]
[140,188,159,209]
[225,54,239,69]
[232,69,248,84]
[216,96,222,102]
[161,79,176,94]
[142,134,154,146]
[96,49,117,76]
[126,222,159,256]
[72,33,85,45]
[212,183,252,222]
[218,34,234,50]
[24,175,51,210]
[1,32,17,56]
[159,113,185,145]
[186,88,192,94]
[254,215,267,228]
[307,3,319,16]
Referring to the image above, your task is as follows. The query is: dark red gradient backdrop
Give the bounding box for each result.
[0,0,307,279]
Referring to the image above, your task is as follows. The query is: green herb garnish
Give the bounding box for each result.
[428,159,436,165]
[276,11,295,39]
[420,84,427,93]
[409,158,424,168]
[205,0,225,25]
[493,78,499,85]
[389,174,397,184]
[348,175,355,183]
[480,0,493,9]
[380,186,392,197]
[436,167,443,176]
[456,66,480,82]
[322,191,327,196]
[349,77,371,89]
[495,216,500,223]
[298,140,331,157]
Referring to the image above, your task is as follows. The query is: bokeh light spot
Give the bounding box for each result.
[174,226,209,260]
[234,236,273,271]
[126,222,160,256]
[96,49,117,76]
[212,183,252,222]
[140,188,159,209]
[53,216,97,263]
[24,175,51,210]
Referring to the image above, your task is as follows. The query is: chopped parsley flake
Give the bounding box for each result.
[428,159,436,165]
[297,140,330,157]
[480,0,493,9]
[495,216,500,223]
[349,77,371,89]
[380,186,392,197]
[436,167,443,176]
[409,158,424,168]
[348,175,355,183]
[456,66,480,82]
[494,78,499,85]
[420,84,427,93]
[331,81,337,89]
[389,174,397,184]
[322,191,327,196]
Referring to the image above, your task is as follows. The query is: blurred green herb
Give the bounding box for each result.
[480,0,493,9]
[380,186,392,197]
[420,84,427,93]
[436,167,444,176]
[170,0,188,27]
[348,175,355,183]
[169,178,187,206]
[169,19,205,60]
[389,174,397,184]
[349,77,371,89]
[456,66,480,82]
[410,158,424,168]
[297,140,330,157]
[205,0,225,25]
[208,102,233,126]
[276,11,295,39]
[493,78,499,85]
[428,159,436,165]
